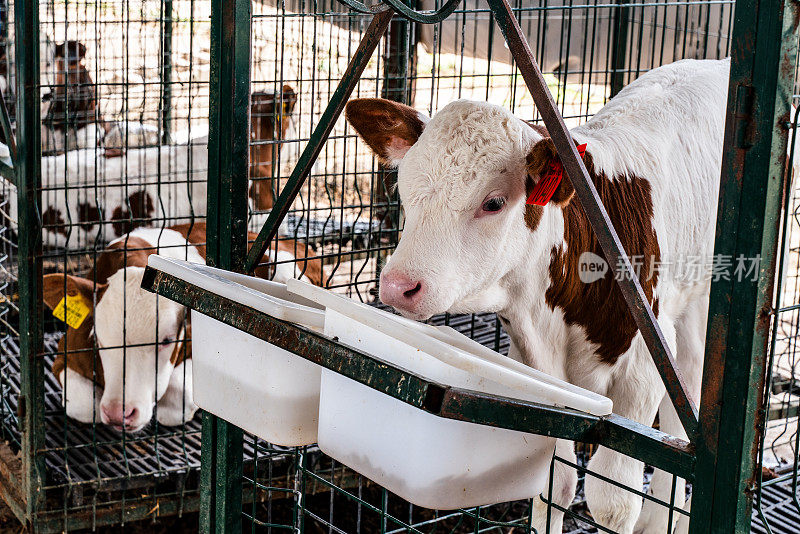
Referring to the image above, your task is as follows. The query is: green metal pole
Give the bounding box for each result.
[160,0,174,144]
[201,0,251,530]
[609,0,630,97]
[690,1,799,532]
[14,0,45,528]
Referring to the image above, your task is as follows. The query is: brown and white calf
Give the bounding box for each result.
[42,222,323,432]
[346,58,730,534]
[5,86,297,250]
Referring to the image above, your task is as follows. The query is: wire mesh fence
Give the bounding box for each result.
[751,97,800,534]
[241,1,735,533]
[0,0,799,532]
[0,0,217,530]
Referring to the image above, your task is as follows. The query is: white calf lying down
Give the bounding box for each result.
[8,136,209,250]
[346,58,730,533]
[42,222,323,432]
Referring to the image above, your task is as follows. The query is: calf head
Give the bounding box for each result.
[43,264,188,432]
[346,98,559,320]
[249,85,298,210]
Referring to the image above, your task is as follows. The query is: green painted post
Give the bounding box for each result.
[609,0,630,97]
[690,1,799,532]
[201,0,251,530]
[14,0,46,528]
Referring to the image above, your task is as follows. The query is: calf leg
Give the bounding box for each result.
[59,368,102,424]
[156,360,199,426]
[635,299,705,533]
[532,439,579,534]
[585,330,668,534]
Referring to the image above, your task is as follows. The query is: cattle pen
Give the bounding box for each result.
[0,0,798,533]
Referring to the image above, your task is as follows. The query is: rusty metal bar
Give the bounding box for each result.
[485,0,699,436]
[689,0,799,532]
[244,9,394,273]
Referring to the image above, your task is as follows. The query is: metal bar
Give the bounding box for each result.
[14,0,45,526]
[202,0,252,530]
[485,0,699,436]
[610,0,630,97]
[160,0,174,144]
[689,1,799,532]
[244,9,394,273]
[141,266,695,480]
[33,494,201,534]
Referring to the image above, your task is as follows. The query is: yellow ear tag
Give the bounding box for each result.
[52,293,91,329]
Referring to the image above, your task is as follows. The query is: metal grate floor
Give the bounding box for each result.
[0,334,290,495]
[1,310,795,532]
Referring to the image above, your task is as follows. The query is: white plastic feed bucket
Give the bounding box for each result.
[147,256,326,446]
[287,279,613,510]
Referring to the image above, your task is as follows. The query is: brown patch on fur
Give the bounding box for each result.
[89,236,156,283]
[52,317,105,389]
[111,191,155,236]
[344,98,426,165]
[528,138,661,365]
[43,273,107,389]
[170,222,208,259]
[77,202,102,232]
[42,207,70,238]
[170,319,191,366]
[521,122,550,231]
[249,86,297,210]
[171,221,324,286]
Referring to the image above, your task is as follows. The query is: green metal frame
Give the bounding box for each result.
[202,0,252,531]
[0,0,785,531]
[14,0,46,529]
[182,0,800,532]
[691,1,799,531]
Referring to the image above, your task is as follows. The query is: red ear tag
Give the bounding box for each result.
[527,143,587,206]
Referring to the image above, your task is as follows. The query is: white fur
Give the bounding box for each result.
[93,228,203,431]
[59,368,102,424]
[361,59,731,532]
[5,136,209,250]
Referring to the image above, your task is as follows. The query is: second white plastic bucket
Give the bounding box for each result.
[288,279,612,510]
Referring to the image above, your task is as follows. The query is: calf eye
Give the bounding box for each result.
[481,197,506,213]
[159,336,174,347]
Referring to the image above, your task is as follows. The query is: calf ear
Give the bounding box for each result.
[526,138,590,207]
[280,85,297,116]
[345,98,428,167]
[42,273,108,312]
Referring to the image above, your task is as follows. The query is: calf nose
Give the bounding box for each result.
[380,270,425,311]
[101,402,138,427]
